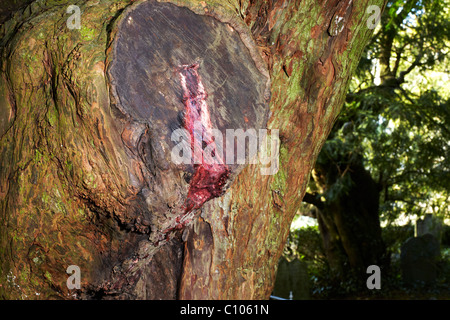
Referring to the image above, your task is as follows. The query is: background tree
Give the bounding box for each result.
[0,0,386,299]
[302,0,449,287]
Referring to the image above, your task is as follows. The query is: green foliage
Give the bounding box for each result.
[284,223,450,299]
[284,225,324,264]
[381,224,414,255]
[284,225,374,298]
[316,0,450,224]
[294,0,450,298]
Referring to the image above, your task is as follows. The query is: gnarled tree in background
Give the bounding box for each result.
[0,0,385,299]
[302,0,449,286]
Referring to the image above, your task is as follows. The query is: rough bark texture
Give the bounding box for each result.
[107,1,270,245]
[0,0,35,25]
[0,0,386,299]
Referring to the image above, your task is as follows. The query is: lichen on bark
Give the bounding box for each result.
[0,0,386,299]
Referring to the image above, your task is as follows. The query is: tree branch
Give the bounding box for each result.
[392,41,408,77]
[302,192,324,210]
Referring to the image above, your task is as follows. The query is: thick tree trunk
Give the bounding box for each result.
[309,156,388,282]
[0,0,386,299]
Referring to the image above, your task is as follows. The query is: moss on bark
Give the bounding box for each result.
[0,0,386,299]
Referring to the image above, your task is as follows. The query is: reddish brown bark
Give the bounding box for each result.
[0,0,386,299]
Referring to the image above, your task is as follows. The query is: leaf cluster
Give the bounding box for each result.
[314,0,450,222]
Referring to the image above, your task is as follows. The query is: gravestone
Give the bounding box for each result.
[272,257,310,300]
[400,234,440,286]
[415,214,443,243]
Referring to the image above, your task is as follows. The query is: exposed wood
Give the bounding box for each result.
[0,0,387,299]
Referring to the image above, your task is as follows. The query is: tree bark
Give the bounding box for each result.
[0,0,34,24]
[0,0,386,299]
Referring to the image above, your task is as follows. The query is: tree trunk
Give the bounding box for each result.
[309,155,388,283]
[0,0,386,299]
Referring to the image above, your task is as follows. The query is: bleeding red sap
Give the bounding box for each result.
[179,64,230,214]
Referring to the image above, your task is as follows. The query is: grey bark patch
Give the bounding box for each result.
[109,1,269,174]
[107,0,270,243]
